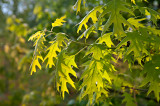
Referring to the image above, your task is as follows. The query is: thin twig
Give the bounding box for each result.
[70,39,90,46]
[75,46,88,56]
[133,87,138,106]
[122,86,148,92]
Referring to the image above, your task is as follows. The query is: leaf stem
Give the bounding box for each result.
[75,46,88,56]
[70,39,90,46]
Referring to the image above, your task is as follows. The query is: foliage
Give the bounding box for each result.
[27,0,160,105]
[1,0,160,105]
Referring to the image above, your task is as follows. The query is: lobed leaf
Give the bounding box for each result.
[127,18,146,29]
[79,47,116,104]
[85,44,104,60]
[56,51,77,99]
[77,6,103,33]
[30,56,43,75]
[44,33,68,68]
[140,55,160,101]
[122,92,136,106]
[97,32,114,47]
[52,15,66,29]
[79,60,109,104]
[138,7,160,25]
[116,31,150,65]
[73,0,86,14]
[102,0,135,36]
[29,31,46,75]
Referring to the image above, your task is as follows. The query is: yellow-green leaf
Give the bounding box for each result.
[131,0,148,4]
[147,82,160,101]
[28,31,45,47]
[30,56,43,75]
[44,33,68,68]
[28,31,42,41]
[127,18,146,29]
[74,0,86,14]
[52,15,66,28]
[86,44,103,60]
[77,6,103,33]
[79,59,111,104]
[44,42,60,68]
[78,25,95,40]
[116,31,149,65]
[29,31,46,75]
[98,32,114,47]
[139,7,160,25]
[131,0,136,4]
[56,52,77,99]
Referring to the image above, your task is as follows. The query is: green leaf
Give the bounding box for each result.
[140,55,160,101]
[147,8,160,26]
[116,31,150,65]
[147,82,160,101]
[146,26,160,36]
[138,7,160,25]
[97,32,114,47]
[138,27,160,50]
[127,18,146,29]
[77,25,95,40]
[102,0,135,36]
[77,6,103,33]
[122,92,136,106]
[56,51,77,99]
[79,47,116,104]
[79,59,109,104]
[44,33,68,68]
[85,44,104,60]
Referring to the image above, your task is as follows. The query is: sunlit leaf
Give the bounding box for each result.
[77,6,103,33]
[79,46,116,104]
[73,0,86,14]
[79,60,109,104]
[97,32,114,47]
[29,31,46,75]
[52,15,66,28]
[85,44,104,60]
[127,18,146,29]
[30,56,43,75]
[44,33,68,68]
[131,0,148,4]
[77,25,95,40]
[56,51,77,99]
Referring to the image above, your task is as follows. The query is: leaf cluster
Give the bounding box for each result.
[28,0,160,105]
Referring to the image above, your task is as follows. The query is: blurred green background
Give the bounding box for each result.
[0,0,160,106]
